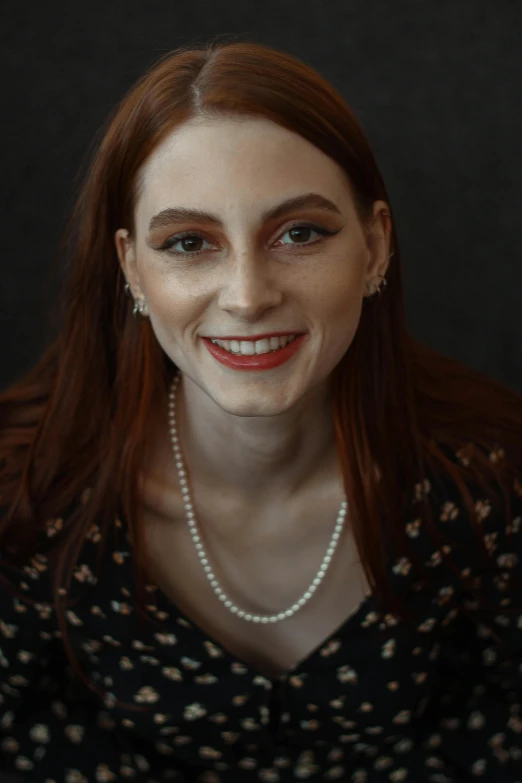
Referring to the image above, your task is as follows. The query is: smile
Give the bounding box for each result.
[209,335,298,355]
[201,333,307,372]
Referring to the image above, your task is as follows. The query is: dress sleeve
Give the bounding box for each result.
[423,460,522,781]
[0,534,150,783]
[0,542,67,779]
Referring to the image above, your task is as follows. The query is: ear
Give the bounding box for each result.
[362,201,393,294]
[114,228,142,297]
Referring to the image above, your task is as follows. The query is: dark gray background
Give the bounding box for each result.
[1,0,521,392]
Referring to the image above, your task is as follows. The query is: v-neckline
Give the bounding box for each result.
[149,575,374,683]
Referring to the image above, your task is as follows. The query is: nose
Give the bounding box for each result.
[217,255,284,320]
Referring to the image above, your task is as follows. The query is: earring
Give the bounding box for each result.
[365,248,394,297]
[363,213,394,296]
[133,299,149,318]
[124,283,149,318]
[366,275,387,297]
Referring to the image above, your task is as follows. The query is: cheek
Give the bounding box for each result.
[307,263,365,325]
[139,277,200,358]
[310,268,365,353]
[329,297,364,354]
[142,273,204,325]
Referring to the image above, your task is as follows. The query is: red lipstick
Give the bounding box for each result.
[201,334,306,371]
[205,331,303,341]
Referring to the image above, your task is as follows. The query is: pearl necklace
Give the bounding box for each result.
[167,372,348,623]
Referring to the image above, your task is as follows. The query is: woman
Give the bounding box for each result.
[0,39,521,783]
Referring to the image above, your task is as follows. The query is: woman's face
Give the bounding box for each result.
[115,116,391,416]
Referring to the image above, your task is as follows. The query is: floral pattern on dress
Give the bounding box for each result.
[0,444,521,781]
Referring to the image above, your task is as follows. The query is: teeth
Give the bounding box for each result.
[210,335,298,355]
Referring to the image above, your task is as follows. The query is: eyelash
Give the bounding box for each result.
[158,223,340,258]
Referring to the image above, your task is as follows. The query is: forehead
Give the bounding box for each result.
[136,116,354,215]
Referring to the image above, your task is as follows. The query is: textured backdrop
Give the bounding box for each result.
[1,0,521,391]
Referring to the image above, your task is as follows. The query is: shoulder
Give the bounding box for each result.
[415,441,522,586]
[0,486,107,608]
[0,517,59,664]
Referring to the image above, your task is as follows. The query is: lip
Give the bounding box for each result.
[201,333,307,371]
[204,331,305,341]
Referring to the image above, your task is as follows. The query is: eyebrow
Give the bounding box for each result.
[147,192,342,234]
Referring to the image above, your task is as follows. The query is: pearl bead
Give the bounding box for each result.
[168,372,348,624]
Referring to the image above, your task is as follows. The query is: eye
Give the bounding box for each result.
[277,223,336,247]
[159,233,213,256]
[158,223,340,258]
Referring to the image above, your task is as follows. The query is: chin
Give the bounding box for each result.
[213,388,302,418]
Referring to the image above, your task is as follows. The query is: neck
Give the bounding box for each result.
[147,371,342,507]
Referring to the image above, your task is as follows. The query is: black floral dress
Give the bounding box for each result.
[0,444,521,782]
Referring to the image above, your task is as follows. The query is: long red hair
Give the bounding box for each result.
[1,39,522,694]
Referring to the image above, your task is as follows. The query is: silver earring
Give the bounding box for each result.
[124,283,149,318]
[133,299,149,318]
[365,273,388,297]
[365,249,394,297]
[367,275,387,297]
